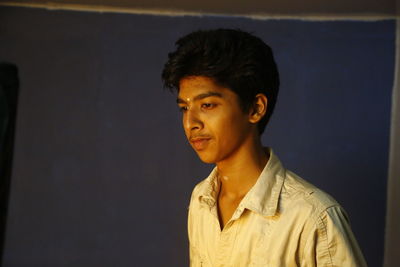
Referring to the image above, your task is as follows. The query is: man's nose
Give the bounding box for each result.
[184,109,203,131]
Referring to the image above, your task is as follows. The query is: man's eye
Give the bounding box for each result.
[201,103,216,109]
[179,106,188,112]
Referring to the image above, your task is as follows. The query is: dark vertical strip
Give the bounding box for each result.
[0,63,19,266]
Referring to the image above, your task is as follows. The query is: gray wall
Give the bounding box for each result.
[0,6,395,267]
[1,0,397,16]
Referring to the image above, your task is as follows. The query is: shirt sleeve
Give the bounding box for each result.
[187,190,202,267]
[302,205,368,267]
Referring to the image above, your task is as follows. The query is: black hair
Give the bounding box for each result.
[161,28,279,134]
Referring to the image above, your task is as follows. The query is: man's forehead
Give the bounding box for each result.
[179,76,222,91]
[177,91,224,104]
[177,76,240,106]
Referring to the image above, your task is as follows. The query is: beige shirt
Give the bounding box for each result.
[188,149,367,267]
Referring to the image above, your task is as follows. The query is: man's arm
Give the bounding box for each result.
[303,206,367,267]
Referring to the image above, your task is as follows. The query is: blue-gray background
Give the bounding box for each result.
[0,6,395,267]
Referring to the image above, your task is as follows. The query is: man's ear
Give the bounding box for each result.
[249,93,268,123]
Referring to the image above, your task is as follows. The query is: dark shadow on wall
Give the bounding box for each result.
[0,63,19,266]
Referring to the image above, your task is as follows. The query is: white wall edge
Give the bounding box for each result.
[383,18,400,267]
[0,2,397,21]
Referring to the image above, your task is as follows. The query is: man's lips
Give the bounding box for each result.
[190,137,211,150]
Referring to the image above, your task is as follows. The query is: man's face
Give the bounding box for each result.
[177,76,254,164]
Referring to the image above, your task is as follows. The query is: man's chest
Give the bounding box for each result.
[190,206,312,267]
[217,194,244,229]
[191,208,273,266]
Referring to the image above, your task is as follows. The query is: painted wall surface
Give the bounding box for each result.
[0,6,395,267]
[1,0,397,16]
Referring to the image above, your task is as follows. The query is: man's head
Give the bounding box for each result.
[162,28,279,135]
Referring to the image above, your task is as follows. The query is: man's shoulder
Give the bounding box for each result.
[281,170,341,216]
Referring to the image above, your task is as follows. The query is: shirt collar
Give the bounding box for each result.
[239,148,285,217]
[198,167,220,208]
[197,148,286,217]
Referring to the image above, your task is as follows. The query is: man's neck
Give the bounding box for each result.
[216,138,269,199]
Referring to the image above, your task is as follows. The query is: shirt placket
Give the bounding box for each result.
[214,220,239,267]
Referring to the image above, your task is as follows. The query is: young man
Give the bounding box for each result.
[162,29,367,267]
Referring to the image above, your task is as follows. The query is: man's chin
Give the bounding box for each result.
[196,152,217,164]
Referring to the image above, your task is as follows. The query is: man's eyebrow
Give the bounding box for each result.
[176,91,223,104]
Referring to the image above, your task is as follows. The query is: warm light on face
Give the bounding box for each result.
[177,76,255,164]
